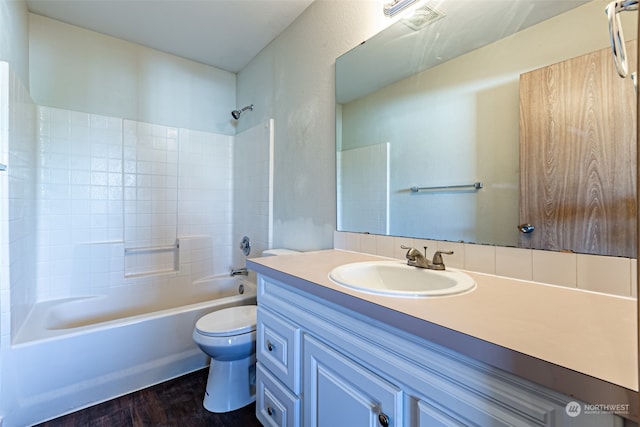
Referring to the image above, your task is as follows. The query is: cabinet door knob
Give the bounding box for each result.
[378,412,389,427]
[267,406,275,416]
[517,223,535,233]
[266,340,274,351]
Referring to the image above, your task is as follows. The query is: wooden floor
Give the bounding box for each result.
[35,369,262,427]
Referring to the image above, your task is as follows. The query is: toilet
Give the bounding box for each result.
[192,305,257,413]
[192,248,300,413]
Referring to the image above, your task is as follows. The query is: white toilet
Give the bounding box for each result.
[192,248,300,413]
[192,305,257,413]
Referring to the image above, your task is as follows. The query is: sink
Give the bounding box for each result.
[328,261,476,297]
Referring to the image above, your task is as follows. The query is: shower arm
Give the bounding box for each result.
[231,104,254,119]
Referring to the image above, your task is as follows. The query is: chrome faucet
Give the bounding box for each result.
[401,245,453,270]
[230,267,248,276]
[401,245,431,268]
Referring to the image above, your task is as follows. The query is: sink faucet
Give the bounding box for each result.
[230,267,248,276]
[401,245,431,268]
[401,245,453,270]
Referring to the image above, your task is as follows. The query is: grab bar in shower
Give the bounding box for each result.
[409,181,483,193]
[124,242,179,253]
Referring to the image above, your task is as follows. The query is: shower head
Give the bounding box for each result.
[231,104,254,120]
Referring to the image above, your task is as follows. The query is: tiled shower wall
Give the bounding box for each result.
[36,106,233,301]
[337,142,389,235]
[178,127,233,277]
[0,63,37,342]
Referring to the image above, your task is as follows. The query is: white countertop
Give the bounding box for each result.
[248,249,638,392]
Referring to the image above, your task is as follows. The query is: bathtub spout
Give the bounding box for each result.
[230,267,248,276]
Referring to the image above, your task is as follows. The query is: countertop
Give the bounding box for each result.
[247,249,638,397]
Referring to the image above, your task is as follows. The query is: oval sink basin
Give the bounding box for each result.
[329,261,476,297]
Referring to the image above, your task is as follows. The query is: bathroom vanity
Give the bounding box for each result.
[247,250,637,426]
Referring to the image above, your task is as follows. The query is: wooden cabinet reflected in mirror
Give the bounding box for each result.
[519,41,637,257]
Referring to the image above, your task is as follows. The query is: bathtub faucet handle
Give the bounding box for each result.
[230,267,248,276]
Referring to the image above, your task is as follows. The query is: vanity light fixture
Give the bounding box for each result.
[383,0,419,17]
[402,4,445,30]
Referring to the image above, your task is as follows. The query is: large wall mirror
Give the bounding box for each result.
[336,0,638,258]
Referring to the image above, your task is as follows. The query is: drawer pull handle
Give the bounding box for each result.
[378,412,389,427]
[267,406,275,416]
[266,340,274,352]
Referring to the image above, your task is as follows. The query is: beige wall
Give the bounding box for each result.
[237,0,638,252]
[237,0,390,251]
[0,0,28,84]
[29,14,237,135]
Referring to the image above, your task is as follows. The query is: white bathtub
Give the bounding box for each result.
[5,275,256,426]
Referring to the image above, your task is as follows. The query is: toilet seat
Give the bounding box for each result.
[195,305,256,337]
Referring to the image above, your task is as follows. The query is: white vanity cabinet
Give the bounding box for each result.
[304,334,403,427]
[255,273,622,427]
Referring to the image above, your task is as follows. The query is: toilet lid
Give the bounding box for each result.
[195,305,257,337]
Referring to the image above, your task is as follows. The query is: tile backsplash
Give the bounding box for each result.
[334,231,637,298]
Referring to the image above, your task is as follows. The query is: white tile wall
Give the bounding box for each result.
[124,120,177,250]
[33,106,235,300]
[334,231,637,297]
[338,143,389,235]
[178,127,233,278]
[0,67,264,349]
[38,107,123,297]
[5,63,36,340]
[123,120,179,277]
[0,62,10,346]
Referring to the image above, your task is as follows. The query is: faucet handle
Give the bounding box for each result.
[400,245,427,253]
[431,250,454,268]
[401,245,416,259]
[400,245,427,258]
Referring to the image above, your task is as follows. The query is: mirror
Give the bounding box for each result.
[336,0,637,257]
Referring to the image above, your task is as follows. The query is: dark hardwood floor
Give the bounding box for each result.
[35,369,262,427]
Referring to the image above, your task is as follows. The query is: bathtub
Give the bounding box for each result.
[5,275,256,426]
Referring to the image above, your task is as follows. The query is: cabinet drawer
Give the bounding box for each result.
[257,306,301,393]
[256,363,301,427]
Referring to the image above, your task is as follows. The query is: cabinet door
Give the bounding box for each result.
[417,400,468,427]
[304,335,403,427]
[519,41,637,257]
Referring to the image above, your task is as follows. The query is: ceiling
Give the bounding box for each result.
[26,0,315,73]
